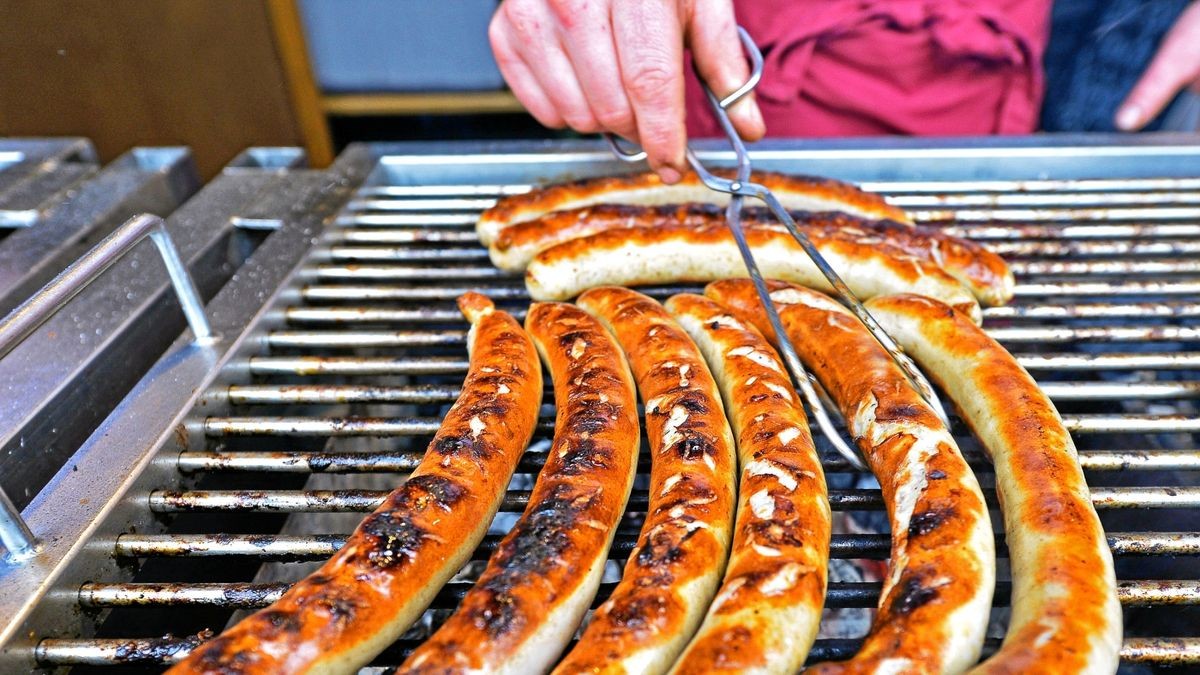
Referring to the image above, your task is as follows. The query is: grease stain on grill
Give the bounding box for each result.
[112,630,213,664]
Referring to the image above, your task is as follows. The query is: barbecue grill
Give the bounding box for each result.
[2,136,1199,672]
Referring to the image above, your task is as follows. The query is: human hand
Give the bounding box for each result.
[489,0,766,182]
[1114,1,1200,131]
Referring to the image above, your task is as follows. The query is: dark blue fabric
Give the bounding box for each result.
[1041,0,1191,131]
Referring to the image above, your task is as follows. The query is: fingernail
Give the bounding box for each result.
[659,167,682,184]
[1116,104,1143,131]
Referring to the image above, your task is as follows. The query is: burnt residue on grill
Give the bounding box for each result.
[111,630,214,664]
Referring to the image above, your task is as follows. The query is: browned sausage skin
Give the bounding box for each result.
[665,293,831,675]
[554,288,737,675]
[706,280,995,675]
[168,293,542,675]
[477,169,910,245]
[525,224,981,323]
[398,301,641,675]
[866,294,1121,675]
[490,204,1012,307]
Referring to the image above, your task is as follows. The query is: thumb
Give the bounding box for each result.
[1115,2,1200,130]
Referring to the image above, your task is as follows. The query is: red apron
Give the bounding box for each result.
[686,0,1051,137]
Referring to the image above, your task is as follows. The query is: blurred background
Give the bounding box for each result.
[0,0,1196,180]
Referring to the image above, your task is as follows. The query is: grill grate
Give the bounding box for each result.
[25,148,1200,670]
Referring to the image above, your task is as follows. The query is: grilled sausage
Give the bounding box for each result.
[706,279,995,675]
[477,170,910,245]
[169,293,542,675]
[526,224,982,323]
[554,287,738,675]
[865,294,1122,675]
[490,205,1012,307]
[399,301,641,674]
[665,293,831,674]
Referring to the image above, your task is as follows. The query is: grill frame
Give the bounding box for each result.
[4,136,1200,671]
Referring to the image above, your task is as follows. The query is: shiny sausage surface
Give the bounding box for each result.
[867,294,1121,675]
[666,293,831,675]
[491,204,1011,306]
[707,280,995,675]
[477,169,910,246]
[553,287,737,675]
[399,301,641,675]
[526,224,981,323]
[169,293,543,675]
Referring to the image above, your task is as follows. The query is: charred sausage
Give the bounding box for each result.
[169,293,542,675]
[490,205,1012,307]
[706,279,995,675]
[477,170,910,246]
[665,293,831,674]
[398,301,641,675]
[553,287,738,675]
[866,294,1121,675]
[526,224,981,323]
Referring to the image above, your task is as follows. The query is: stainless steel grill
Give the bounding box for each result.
[3,137,1200,672]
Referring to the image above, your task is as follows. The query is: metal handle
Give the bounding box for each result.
[0,213,211,563]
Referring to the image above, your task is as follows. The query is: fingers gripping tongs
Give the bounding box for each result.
[604,27,950,470]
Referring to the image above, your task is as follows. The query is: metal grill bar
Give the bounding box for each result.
[201,417,446,437]
[72,579,1200,610]
[989,239,1200,258]
[281,302,1200,323]
[224,381,1200,405]
[30,637,1200,668]
[329,228,481,243]
[354,177,1200,195]
[247,356,469,376]
[267,330,467,348]
[227,384,462,405]
[302,285,529,301]
[306,264,507,281]
[227,352,1200,376]
[198,414,1200,436]
[260,324,1199,348]
[912,207,1200,223]
[349,190,1200,210]
[174,448,1200,474]
[146,487,1200,513]
[891,191,1200,207]
[293,281,1200,303]
[112,531,1200,560]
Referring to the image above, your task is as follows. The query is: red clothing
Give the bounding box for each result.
[686,0,1051,137]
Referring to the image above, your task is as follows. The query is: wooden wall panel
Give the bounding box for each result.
[0,0,306,178]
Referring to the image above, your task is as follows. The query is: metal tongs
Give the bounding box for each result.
[604,27,950,470]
